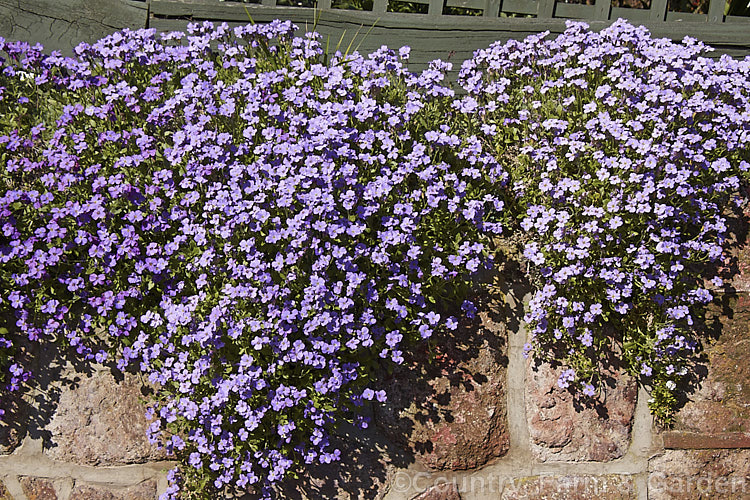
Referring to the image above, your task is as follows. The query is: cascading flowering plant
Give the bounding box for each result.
[456,19,750,420]
[1,15,750,498]
[0,19,505,498]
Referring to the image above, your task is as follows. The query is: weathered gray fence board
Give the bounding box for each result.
[444,0,485,11]
[150,2,750,47]
[150,16,530,58]
[1,0,749,60]
[724,14,750,22]
[706,0,724,22]
[483,0,501,17]
[554,3,594,18]
[536,0,556,18]
[648,0,668,20]
[151,1,552,29]
[0,0,147,53]
[148,0,750,43]
[718,48,750,59]
[500,0,538,15]
[150,16,750,76]
[665,11,707,21]
[610,6,651,22]
[593,0,611,20]
[427,0,442,15]
[151,5,553,31]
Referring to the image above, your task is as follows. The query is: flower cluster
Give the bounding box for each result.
[2,16,750,498]
[457,19,750,420]
[0,21,504,497]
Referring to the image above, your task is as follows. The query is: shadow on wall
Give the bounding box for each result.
[2,196,749,496]
[274,410,412,499]
[0,335,97,454]
[271,257,532,499]
[371,267,515,467]
[679,185,750,412]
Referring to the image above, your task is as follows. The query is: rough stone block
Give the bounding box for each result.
[662,431,750,449]
[413,482,461,500]
[723,203,750,294]
[20,477,58,500]
[500,475,636,499]
[649,449,750,499]
[672,294,750,435]
[374,302,509,471]
[0,390,25,455]
[44,370,166,466]
[69,480,157,500]
[526,361,637,462]
[275,414,407,500]
[0,331,33,455]
[0,479,12,500]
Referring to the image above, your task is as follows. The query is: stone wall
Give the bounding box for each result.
[3,259,750,500]
[0,355,174,500]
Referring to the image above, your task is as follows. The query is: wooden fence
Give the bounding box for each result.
[1,0,750,70]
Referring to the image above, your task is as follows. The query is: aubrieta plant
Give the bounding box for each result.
[457,20,750,421]
[1,17,750,498]
[0,20,505,498]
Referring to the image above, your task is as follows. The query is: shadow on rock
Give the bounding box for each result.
[274,405,413,500]
[668,187,750,418]
[0,332,95,454]
[371,258,529,472]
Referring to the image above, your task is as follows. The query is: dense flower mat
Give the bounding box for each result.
[1,18,749,498]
